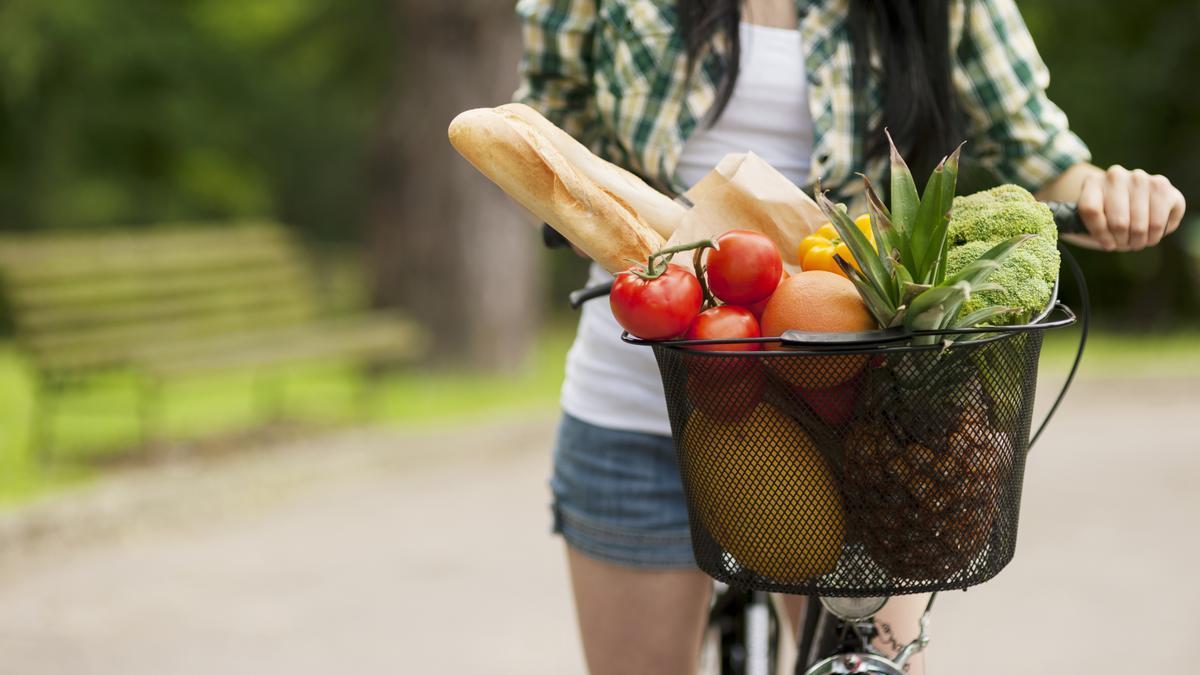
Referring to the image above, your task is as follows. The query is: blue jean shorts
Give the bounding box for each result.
[550,412,696,569]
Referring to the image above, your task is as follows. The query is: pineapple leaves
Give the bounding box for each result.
[812,136,1029,343]
[904,234,1030,337]
[907,143,964,283]
[862,174,904,272]
[909,160,947,280]
[904,282,971,333]
[957,305,1019,328]
[944,234,1033,287]
[817,191,893,303]
[927,143,963,285]
[886,130,919,235]
[836,255,896,328]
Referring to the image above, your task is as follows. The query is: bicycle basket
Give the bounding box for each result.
[628,297,1079,597]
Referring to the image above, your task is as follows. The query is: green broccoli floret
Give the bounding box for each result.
[944,185,1060,324]
[946,241,1056,323]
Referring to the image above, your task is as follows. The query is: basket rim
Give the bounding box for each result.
[624,278,1075,356]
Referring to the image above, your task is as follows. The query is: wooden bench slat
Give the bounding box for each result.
[0,242,306,286]
[28,304,315,371]
[138,316,427,375]
[0,223,288,265]
[6,263,312,312]
[18,286,316,334]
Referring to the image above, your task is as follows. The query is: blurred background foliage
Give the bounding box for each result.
[0,0,390,242]
[0,0,1196,324]
[1020,0,1200,324]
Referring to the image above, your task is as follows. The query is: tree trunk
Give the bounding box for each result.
[367,1,540,371]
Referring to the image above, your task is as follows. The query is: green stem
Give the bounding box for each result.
[693,244,718,310]
[634,238,717,280]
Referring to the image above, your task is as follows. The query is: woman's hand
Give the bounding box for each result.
[1075,165,1187,251]
[1038,163,1187,251]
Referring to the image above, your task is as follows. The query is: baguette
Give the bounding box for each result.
[495,104,684,239]
[449,107,666,274]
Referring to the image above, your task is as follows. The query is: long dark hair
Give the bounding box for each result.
[680,0,964,181]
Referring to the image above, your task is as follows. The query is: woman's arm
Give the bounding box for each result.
[515,0,599,256]
[514,0,598,142]
[1037,162,1187,252]
[952,0,1090,195]
[952,0,1187,251]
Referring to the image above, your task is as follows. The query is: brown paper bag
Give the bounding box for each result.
[666,152,826,274]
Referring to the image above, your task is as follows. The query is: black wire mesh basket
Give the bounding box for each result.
[624,279,1083,597]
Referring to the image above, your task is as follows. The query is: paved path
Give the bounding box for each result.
[0,377,1197,674]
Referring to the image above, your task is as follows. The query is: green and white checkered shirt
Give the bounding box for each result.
[514,0,1090,204]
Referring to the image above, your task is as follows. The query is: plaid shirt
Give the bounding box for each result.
[514,0,1090,203]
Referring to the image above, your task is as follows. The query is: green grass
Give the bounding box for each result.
[1,324,1197,507]
[1042,327,1200,376]
[0,325,573,506]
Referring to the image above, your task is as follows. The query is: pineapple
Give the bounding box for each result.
[844,366,1016,579]
[817,135,1032,580]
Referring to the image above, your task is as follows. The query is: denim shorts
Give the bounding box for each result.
[550,412,696,569]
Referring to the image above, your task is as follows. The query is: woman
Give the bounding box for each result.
[514,1,1187,673]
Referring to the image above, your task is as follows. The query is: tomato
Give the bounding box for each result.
[683,305,762,349]
[706,230,783,305]
[610,263,702,340]
[682,305,764,420]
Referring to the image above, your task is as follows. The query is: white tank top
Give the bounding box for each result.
[561,22,814,436]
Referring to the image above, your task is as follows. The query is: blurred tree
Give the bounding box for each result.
[365,1,540,369]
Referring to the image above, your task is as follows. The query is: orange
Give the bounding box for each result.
[682,403,845,582]
[760,271,876,389]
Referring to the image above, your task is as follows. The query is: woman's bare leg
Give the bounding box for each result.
[778,594,807,636]
[566,545,712,675]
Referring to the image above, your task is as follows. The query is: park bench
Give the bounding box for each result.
[0,223,426,458]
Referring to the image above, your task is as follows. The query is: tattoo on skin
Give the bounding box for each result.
[875,621,910,672]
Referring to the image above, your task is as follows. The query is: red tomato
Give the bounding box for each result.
[610,263,702,340]
[706,230,783,306]
[748,271,788,320]
[683,304,762,393]
[683,305,762,350]
[683,306,765,422]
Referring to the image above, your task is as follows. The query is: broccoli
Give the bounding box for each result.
[944,185,1060,324]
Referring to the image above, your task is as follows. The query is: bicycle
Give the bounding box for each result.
[567,202,1089,674]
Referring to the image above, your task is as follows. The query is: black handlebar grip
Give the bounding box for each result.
[569,280,614,310]
[1045,201,1087,236]
[542,223,571,249]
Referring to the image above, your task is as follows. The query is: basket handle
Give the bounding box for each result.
[1028,244,1089,450]
[779,326,909,347]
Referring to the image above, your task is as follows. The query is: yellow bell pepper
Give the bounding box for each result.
[797,214,876,278]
